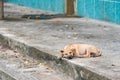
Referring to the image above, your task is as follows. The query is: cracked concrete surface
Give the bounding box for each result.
[0,45,71,80]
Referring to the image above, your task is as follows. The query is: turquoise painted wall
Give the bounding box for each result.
[5,0,120,24]
[5,0,65,13]
[77,0,120,24]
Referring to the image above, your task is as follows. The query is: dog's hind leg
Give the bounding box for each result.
[78,49,91,58]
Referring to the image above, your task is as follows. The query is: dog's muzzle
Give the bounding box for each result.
[67,56,73,59]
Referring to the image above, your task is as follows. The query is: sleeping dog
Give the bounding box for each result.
[59,44,102,59]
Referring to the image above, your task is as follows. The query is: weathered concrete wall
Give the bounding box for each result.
[0,0,3,19]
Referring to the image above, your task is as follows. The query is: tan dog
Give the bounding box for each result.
[59,44,102,59]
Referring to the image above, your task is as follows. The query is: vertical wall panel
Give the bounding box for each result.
[77,0,85,17]
[77,0,120,24]
[104,1,116,23]
[94,0,104,20]
[115,2,120,24]
[77,0,95,18]
[84,0,95,18]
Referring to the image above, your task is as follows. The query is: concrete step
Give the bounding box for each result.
[0,45,71,80]
[0,31,111,80]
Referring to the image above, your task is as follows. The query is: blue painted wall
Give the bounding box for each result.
[77,0,120,24]
[5,0,120,24]
[5,0,65,13]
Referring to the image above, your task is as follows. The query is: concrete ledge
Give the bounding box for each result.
[0,62,38,80]
[0,34,110,80]
[0,66,16,80]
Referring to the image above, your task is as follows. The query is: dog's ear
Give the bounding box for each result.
[60,50,64,53]
[71,48,76,52]
[57,50,64,60]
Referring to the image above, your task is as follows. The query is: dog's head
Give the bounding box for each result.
[59,49,75,59]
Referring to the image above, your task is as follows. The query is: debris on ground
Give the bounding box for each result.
[0,45,70,80]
